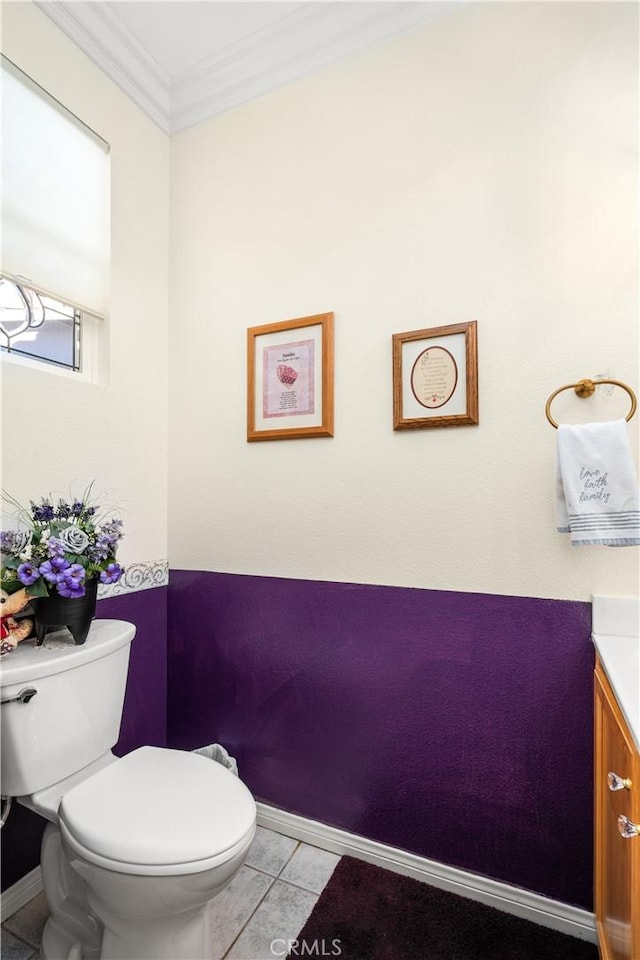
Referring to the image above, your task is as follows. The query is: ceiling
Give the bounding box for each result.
[36,1,467,134]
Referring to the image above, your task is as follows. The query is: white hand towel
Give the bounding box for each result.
[556,419,640,546]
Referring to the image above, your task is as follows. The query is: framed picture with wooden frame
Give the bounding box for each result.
[247,312,334,441]
[392,321,478,430]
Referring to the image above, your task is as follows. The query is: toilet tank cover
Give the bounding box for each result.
[0,619,134,687]
[59,746,256,866]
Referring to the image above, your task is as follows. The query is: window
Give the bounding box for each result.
[0,56,109,375]
[0,277,81,371]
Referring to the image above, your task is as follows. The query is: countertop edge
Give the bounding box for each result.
[592,632,640,754]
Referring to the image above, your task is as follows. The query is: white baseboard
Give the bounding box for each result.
[257,803,597,944]
[1,807,597,945]
[1,865,43,920]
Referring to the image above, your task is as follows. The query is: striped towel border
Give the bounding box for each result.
[568,511,640,530]
[565,510,640,545]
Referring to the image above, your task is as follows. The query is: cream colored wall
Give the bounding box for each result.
[2,4,634,602]
[169,1,638,602]
[1,2,169,566]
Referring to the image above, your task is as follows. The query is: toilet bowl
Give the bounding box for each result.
[0,620,257,960]
[55,747,256,960]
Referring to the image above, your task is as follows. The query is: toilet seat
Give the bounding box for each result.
[60,819,255,877]
[58,746,256,876]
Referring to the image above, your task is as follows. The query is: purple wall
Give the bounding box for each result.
[1,586,167,892]
[3,572,596,912]
[102,586,168,754]
[168,570,594,910]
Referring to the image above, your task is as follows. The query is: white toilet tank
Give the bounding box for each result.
[0,619,135,797]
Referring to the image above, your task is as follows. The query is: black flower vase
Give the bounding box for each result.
[34,577,99,646]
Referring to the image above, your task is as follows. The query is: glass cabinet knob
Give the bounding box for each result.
[617,815,640,839]
[608,771,632,792]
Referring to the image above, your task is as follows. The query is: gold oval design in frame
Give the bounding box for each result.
[410,345,458,410]
[392,320,479,430]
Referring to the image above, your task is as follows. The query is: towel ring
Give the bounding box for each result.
[545,378,637,429]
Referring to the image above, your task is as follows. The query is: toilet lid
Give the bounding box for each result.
[59,746,256,867]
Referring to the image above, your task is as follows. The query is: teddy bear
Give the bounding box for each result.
[1,588,34,656]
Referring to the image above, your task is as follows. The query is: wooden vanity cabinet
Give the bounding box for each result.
[594,658,640,960]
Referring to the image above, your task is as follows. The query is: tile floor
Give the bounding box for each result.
[0,827,340,960]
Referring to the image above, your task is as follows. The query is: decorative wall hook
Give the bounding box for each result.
[545,378,637,428]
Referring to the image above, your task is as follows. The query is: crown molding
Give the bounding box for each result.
[35,2,467,136]
[171,2,462,134]
[35,0,172,133]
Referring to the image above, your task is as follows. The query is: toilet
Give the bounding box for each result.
[0,619,256,960]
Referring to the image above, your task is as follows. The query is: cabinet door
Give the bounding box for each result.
[595,664,639,960]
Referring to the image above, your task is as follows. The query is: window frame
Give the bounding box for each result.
[0,275,101,382]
